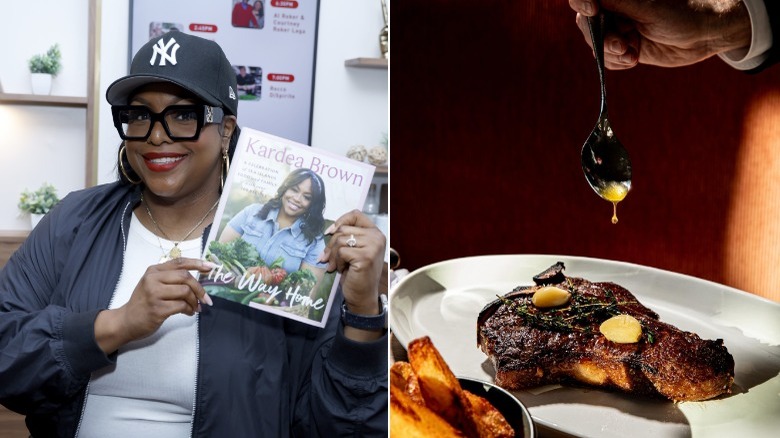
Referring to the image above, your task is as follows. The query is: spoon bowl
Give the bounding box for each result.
[581,115,632,198]
[581,13,632,222]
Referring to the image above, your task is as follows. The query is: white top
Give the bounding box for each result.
[77,213,202,438]
[719,0,773,70]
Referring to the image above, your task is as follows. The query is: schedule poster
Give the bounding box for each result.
[129,0,320,144]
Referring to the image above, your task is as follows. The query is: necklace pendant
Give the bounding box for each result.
[169,245,182,259]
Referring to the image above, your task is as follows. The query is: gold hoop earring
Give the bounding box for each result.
[220,149,230,192]
[119,145,142,185]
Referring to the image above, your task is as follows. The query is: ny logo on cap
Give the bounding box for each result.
[150,37,180,66]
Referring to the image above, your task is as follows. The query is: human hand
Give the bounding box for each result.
[95,258,214,354]
[320,210,386,317]
[569,0,751,69]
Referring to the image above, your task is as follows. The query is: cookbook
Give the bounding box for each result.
[199,127,375,327]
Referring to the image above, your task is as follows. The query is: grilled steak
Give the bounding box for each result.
[477,262,734,402]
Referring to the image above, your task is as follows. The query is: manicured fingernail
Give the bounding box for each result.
[202,293,214,306]
[324,224,336,235]
[610,40,623,53]
[196,304,202,313]
[203,261,218,270]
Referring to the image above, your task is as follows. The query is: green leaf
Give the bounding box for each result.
[18,182,59,214]
[28,44,61,76]
[241,291,260,305]
[270,255,285,269]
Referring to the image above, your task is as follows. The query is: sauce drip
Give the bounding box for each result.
[598,182,629,225]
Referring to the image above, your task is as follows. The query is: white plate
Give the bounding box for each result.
[390,254,780,438]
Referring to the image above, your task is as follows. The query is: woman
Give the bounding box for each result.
[220,168,327,279]
[0,31,387,437]
[253,0,265,29]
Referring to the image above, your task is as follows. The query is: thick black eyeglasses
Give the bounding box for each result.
[111,104,225,141]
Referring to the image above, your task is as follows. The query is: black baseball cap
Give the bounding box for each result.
[106,31,238,116]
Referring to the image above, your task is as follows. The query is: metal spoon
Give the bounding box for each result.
[581,13,632,223]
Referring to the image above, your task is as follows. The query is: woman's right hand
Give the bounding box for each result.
[94,258,214,354]
[569,0,751,70]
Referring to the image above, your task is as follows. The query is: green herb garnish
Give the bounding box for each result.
[499,279,655,343]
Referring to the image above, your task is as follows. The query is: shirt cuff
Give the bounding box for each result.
[328,322,388,377]
[62,309,116,378]
[719,0,773,70]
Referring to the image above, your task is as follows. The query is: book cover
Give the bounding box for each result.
[200,127,375,327]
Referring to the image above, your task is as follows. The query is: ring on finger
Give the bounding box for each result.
[346,234,357,248]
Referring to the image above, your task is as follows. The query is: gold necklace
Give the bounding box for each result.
[142,194,219,263]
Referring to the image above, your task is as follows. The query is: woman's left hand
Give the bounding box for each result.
[320,209,386,325]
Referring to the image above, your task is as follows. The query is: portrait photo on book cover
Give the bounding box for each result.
[200,128,374,327]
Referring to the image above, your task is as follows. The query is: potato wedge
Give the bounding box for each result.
[395,336,517,437]
[390,385,464,437]
[463,390,515,438]
[407,336,479,436]
[390,361,425,405]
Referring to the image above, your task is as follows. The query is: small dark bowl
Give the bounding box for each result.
[458,377,536,438]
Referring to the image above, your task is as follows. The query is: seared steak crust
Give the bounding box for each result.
[477,263,734,402]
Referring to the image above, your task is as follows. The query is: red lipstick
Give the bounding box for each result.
[142,152,187,172]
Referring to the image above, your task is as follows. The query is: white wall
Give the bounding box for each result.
[0,0,89,230]
[96,0,131,183]
[311,0,389,223]
[310,0,389,156]
[0,0,388,230]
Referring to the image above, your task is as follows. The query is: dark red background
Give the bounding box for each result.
[389,1,780,301]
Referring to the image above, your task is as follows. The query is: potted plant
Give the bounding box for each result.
[18,183,60,228]
[28,44,61,95]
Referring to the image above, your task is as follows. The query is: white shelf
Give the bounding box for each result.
[345,58,388,69]
[0,92,88,107]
